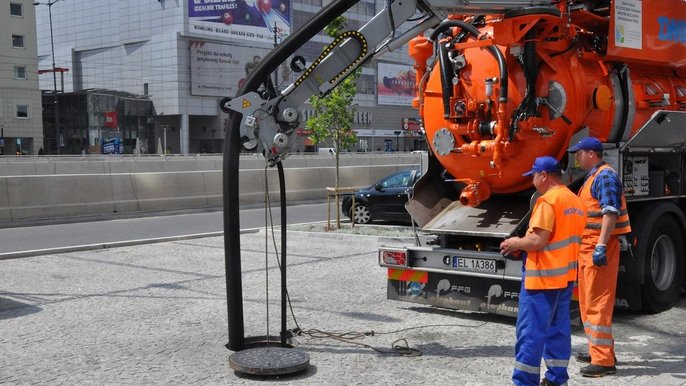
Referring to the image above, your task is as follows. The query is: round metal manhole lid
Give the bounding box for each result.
[229,347,310,376]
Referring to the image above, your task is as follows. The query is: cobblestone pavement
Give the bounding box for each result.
[1,230,685,385]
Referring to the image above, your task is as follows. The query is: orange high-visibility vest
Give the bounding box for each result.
[525,186,586,290]
[579,164,631,238]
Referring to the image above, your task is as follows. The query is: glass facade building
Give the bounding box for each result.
[35,0,422,154]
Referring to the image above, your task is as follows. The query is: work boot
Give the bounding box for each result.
[540,378,560,386]
[575,352,591,363]
[575,352,617,364]
[580,364,617,377]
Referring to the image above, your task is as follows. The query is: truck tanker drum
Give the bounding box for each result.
[414,12,686,206]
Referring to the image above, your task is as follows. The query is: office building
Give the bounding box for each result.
[1,0,43,155]
[35,0,421,154]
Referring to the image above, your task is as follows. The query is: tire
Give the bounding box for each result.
[639,215,684,313]
[351,203,372,224]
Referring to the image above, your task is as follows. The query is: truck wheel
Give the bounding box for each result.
[640,216,684,313]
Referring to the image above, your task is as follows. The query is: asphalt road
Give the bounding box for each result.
[0,202,333,257]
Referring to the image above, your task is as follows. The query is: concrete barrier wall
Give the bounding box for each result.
[0,153,421,176]
[0,153,423,223]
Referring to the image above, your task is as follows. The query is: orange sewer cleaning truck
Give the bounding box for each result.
[224,0,686,315]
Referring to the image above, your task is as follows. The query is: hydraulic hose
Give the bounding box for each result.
[429,20,508,103]
[438,41,453,118]
[224,0,360,352]
[609,64,631,142]
[277,161,287,348]
[510,28,539,139]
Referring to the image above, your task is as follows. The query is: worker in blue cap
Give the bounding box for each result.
[569,137,631,377]
[501,156,586,386]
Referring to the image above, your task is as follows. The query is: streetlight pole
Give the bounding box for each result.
[273,22,278,89]
[394,130,401,152]
[34,0,64,154]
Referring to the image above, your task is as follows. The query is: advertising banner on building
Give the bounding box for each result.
[190,41,274,97]
[104,111,118,129]
[190,41,296,96]
[377,62,417,106]
[187,0,291,44]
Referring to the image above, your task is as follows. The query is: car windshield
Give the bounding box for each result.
[379,170,415,188]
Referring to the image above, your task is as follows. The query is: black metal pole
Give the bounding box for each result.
[273,22,278,90]
[224,0,360,352]
[47,2,59,154]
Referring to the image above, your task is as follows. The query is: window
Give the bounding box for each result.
[12,35,25,48]
[14,66,26,79]
[16,105,28,118]
[357,74,375,94]
[380,170,414,188]
[10,3,23,17]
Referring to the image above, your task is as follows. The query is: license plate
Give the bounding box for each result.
[452,256,497,273]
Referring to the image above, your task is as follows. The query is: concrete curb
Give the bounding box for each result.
[0,230,257,260]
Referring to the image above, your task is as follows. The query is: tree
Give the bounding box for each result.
[306,16,360,229]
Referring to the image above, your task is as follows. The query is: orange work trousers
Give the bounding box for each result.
[577,236,619,367]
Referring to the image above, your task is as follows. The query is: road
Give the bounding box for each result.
[0,202,335,257]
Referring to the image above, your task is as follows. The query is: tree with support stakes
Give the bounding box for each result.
[306,16,360,230]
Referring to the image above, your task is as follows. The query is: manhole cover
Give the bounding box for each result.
[229,347,309,376]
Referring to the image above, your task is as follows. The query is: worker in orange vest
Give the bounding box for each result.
[568,137,631,378]
[501,156,586,386]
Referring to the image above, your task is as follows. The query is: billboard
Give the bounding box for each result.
[377,62,417,106]
[190,41,296,97]
[188,0,291,44]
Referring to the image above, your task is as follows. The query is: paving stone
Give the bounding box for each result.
[1,230,685,384]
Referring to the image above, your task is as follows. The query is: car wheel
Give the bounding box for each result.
[352,203,372,224]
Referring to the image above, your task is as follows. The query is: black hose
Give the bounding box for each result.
[438,42,453,118]
[277,161,287,348]
[436,16,486,119]
[449,16,485,46]
[429,20,508,103]
[510,28,540,139]
[224,0,360,352]
[609,64,630,142]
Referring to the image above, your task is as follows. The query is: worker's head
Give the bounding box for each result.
[568,137,603,170]
[523,156,562,193]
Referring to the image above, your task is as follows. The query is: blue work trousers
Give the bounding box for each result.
[512,280,573,386]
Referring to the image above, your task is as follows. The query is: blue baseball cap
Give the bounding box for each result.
[523,156,561,176]
[568,137,603,153]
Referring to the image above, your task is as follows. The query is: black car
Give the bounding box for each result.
[341,168,421,224]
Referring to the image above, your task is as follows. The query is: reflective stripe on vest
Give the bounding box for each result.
[526,261,578,278]
[544,236,583,252]
[579,164,631,236]
[587,208,629,218]
[525,186,586,289]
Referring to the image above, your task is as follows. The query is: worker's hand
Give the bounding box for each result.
[500,238,520,258]
[592,244,607,266]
